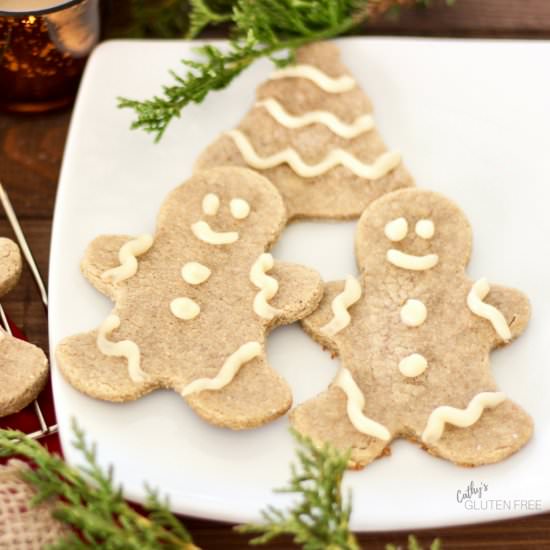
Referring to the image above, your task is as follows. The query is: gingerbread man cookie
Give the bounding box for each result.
[56,167,323,429]
[195,41,414,221]
[292,189,532,468]
[0,238,49,418]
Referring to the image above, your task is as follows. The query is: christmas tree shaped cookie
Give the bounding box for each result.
[56,167,323,429]
[196,41,414,221]
[0,238,49,417]
[292,188,532,468]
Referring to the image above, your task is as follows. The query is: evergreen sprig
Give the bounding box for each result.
[118,0,419,141]
[238,429,359,549]
[0,421,197,550]
[0,423,442,549]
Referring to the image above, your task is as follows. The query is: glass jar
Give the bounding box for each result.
[0,0,99,112]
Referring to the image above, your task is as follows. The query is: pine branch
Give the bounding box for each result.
[386,535,442,550]
[237,429,359,550]
[0,421,198,550]
[118,0,419,141]
[186,0,233,38]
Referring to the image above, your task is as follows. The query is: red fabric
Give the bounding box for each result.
[0,316,61,456]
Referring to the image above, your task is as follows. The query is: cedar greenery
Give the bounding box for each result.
[0,422,441,549]
[0,421,198,550]
[118,0,421,141]
[238,430,359,549]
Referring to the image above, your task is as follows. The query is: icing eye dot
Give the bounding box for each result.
[202,193,220,216]
[230,198,250,220]
[415,219,435,239]
[384,217,408,242]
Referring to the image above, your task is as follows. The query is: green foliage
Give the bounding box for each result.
[386,535,442,550]
[238,430,359,550]
[186,0,233,38]
[0,421,197,550]
[0,423,444,549]
[118,0,371,141]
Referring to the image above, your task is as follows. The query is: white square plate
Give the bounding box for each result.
[50,37,550,531]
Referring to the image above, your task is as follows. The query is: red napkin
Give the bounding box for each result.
[0,316,61,456]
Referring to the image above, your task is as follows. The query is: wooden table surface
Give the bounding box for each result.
[1,1,549,548]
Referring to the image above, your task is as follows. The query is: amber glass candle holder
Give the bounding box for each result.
[0,0,99,112]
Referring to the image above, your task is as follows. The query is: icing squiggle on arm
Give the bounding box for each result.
[320,276,362,337]
[422,392,506,444]
[181,341,262,396]
[386,249,439,271]
[191,221,238,245]
[255,98,374,139]
[226,129,400,179]
[249,253,282,320]
[101,234,153,283]
[335,368,391,441]
[269,65,356,93]
[467,278,512,342]
[97,314,147,383]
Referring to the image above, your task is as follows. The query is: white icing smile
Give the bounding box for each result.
[191,221,239,245]
[386,249,439,271]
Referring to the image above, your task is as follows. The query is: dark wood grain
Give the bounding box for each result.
[366,0,550,38]
[1,1,550,548]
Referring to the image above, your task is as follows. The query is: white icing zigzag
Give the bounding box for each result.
[181,341,262,396]
[226,129,400,179]
[269,64,356,93]
[101,234,153,283]
[422,391,507,444]
[335,367,391,441]
[255,98,374,139]
[97,314,147,383]
[250,253,282,321]
[467,278,512,342]
[320,276,362,337]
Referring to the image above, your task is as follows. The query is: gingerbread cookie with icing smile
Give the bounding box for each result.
[292,188,532,468]
[56,167,323,429]
[0,238,49,418]
[195,41,414,221]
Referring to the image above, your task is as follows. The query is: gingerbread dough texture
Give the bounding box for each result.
[56,167,323,429]
[195,41,414,221]
[292,188,532,468]
[0,238,49,418]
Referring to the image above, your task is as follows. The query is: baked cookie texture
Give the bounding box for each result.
[0,238,49,418]
[56,167,323,429]
[195,41,414,221]
[292,188,532,468]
